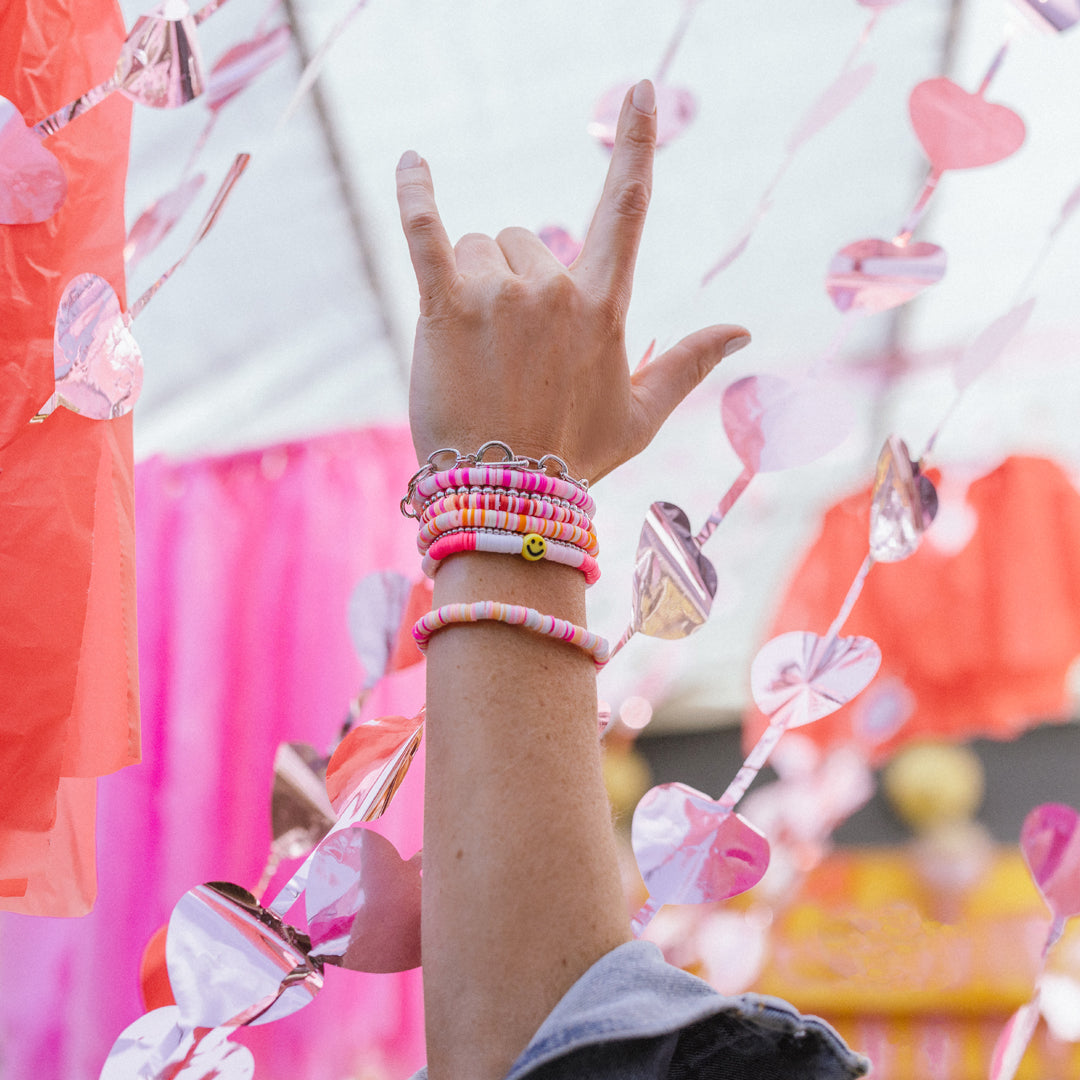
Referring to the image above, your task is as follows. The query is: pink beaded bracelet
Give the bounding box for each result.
[412,600,611,668]
[418,508,598,556]
[419,491,593,531]
[413,466,596,518]
[421,529,602,585]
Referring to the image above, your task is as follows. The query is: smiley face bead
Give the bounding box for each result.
[522,532,547,561]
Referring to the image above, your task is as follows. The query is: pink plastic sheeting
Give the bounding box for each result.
[0,424,428,1080]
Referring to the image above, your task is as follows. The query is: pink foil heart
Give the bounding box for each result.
[826,237,946,314]
[1020,803,1080,934]
[116,5,206,109]
[269,742,335,860]
[0,96,68,224]
[324,710,424,823]
[909,78,1025,173]
[722,374,856,473]
[589,81,697,149]
[630,501,717,640]
[869,435,938,562]
[52,273,143,419]
[538,225,582,268]
[632,782,770,905]
[306,827,422,973]
[751,631,882,728]
[166,882,322,1029]
[125,173,206,268]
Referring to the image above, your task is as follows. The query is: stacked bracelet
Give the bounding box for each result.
[412,601,612,669]
[418,508,598,557]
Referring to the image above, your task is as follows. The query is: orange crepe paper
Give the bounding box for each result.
[744,457,1080,763]
[0,1,139,913]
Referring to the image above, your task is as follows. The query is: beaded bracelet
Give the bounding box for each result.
[422,529,602,584]
[418,508,598,556]
[419,491,592,531]
[412,600,611,669]
[412,467,595,517]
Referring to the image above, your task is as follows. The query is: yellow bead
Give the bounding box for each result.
[521,533,547,561]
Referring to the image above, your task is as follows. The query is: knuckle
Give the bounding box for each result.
[612,178,652,220]
[454,231,491,255]
[496,225,532,246]
[540,271,577,304]
[404,207,442,235]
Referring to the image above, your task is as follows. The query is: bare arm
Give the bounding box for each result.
[395,79,750,1080]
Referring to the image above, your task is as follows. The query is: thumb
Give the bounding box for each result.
[630,324,751,436]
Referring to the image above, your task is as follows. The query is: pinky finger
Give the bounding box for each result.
[396,151,458,311]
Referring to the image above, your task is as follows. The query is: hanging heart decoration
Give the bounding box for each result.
[632,782,771,905]
[751,631,882,728]
[269,741,336,860]
[1020,802,1080,935]
[953,298,1035,391]
[347,572,431,690]
[908,78,1025,173]
[166,881,323,1029]
[51,273,144,420]
[826,237,946,314]
[0,97,68,225]
[125,173,206,268]
[324,710,425,824]
[722,374,856,473]
[869,435,938,562]
[116,3,207,109]
[630,501,717,640]
[588,81,697,149]
[306,827,422,972]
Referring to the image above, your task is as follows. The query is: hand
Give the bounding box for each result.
[395,78,750,484]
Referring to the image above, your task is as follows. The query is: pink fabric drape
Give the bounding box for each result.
[0,424,429,1079]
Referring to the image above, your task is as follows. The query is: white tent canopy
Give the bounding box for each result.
[120,0,1080,728]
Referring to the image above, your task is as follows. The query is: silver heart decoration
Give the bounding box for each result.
[869,435,938,562]
[166,881,322,1030]
[52,273,143,420]
[270,741,336,860]
[826,237,946,314]
[631,501,717,640]
[751,631,882,729]
[116,3,206,109]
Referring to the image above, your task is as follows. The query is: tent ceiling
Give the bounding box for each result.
[119,0,1080,729]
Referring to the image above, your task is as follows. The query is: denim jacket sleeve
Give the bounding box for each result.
[408,940,870,1080]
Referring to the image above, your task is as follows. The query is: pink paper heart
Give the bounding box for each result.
[166,882,322,1029]
[589,81,697,149]
[751,631,882,727]
[869,435,938,562]
[722,374,856,473]
[125,172,206,269]
[52,273,143,419]
[306,827,422,973]
[632,782,770,905]
[826,237,946,314]
[0,96,68,224]
[117,8,206,109]
[538,225,582,268]
[1020,803,1080,928]
[206,24,291,113]
[631,501,717,640]
[324,710,424,823]
[909,78,1025,173]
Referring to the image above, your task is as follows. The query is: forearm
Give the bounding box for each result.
[422,552,631,1080]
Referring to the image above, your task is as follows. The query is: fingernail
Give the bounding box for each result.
[397,150,422,171]
[631,79,655,115]
[722,334,752,358]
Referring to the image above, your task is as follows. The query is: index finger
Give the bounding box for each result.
[576,80,657,305]
[396,150,458,311]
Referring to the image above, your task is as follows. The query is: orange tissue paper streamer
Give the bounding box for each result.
[0,0,140,915]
